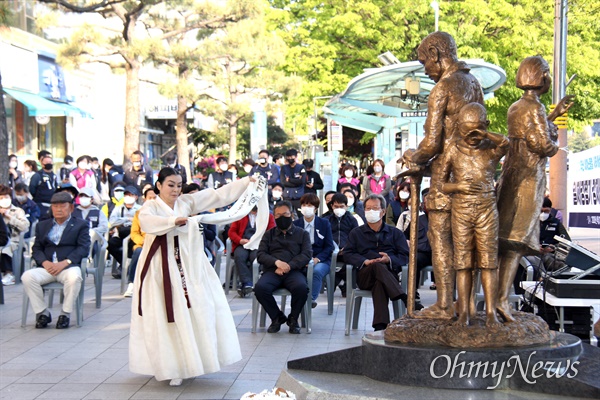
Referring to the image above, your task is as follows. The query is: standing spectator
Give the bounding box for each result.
[69,155,97,193]
[22,191,90,329]
[58,155,75,187]
[164,153,188,185]
[272,153,284,175]
[242,159,256,177]
[252,149,280,188]
[280,149,306,216]
[29,154,59,217]
[207,156,234,190]
[13,183,40,238]
[124,150,154,194]
[8,154,22,189]
[22,160,38,187]
[324,193,359,296]
[101,158,124,201]
[363,159,392,201]
[72,187,108,237]
[293,193,334,308]
[228,164,239,180]
[302,159,324,195]
[0,185,30,285]
[90,157,102,193]
[337,164,361,198]
[36,150,51,170]
[255,201,312,334]
[107,186,141,278]
[344,194,415,331]
[229,207,276,297]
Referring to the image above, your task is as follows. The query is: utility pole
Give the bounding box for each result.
[549,0,568,222]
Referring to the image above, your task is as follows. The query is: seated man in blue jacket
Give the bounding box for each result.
[344,194,417,331]
[255,201,312,334]
[22,191,91,329]
[294,193,334,309]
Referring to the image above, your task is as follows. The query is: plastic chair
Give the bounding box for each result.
[223,239,239,294]
[213,237,225,277]
[8,231,27,284]
[322,242,339,315]
[251,260,314,334]
[87,231,108,308]
[21,255,88,327]
[419,265,434,287]
[345,264,405,336]
[120,235,132,294]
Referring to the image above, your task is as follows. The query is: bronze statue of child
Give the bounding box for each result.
[438,103,509,327]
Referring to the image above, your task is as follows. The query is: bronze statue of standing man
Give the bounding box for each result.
[496,56,574,322]
[404,32,484,319]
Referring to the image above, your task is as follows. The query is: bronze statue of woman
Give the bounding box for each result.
[496,56,573,322]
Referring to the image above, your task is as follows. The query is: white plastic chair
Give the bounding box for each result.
[87,231,108,308]
[120,235,132,294]
[223,238,239,294]
[252,260,314,334]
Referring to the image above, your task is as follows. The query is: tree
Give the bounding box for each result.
[269,0,600,139]
[39,0,249,163]
[192,2,301,162]
[146,0,259,178]
[0,3,12,185]
[568,130,591,153]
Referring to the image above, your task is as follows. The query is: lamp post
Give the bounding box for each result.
[431,1,439,32]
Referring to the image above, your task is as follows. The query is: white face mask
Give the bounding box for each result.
[0,198,11,208]
[272,190,282,199]
[244,165,253,173]
[132,161,142,168]
[346,197,355,207]
[114,191,125,201]
[333,208,346,218]
[123,195,136,205]
[78,161,88,170]
[79,197,92,207]
[539,212,550,222]
[16,195,28,203]
[365,209,382,223]
[220,164,229,171]
[301,206,315,218]
[168,163,176,168]
[399,191,410,200]
[105,167,111,173]
[344,170,353,178]
[92,164,99,170]
[373,166,382,174]
[9,161,17,169]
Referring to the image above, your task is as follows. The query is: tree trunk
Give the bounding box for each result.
[0,71,9,185]
[123,59,141,164]
[229,117,237,163]
[176,93,190,180]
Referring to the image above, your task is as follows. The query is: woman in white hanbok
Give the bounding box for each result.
[129,168,268,385]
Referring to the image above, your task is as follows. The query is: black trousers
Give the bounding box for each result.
[254,269,308,321]
[357,262,403,328]
[234,247,257,286]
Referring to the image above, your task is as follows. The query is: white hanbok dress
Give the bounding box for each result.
[129,177,267,381]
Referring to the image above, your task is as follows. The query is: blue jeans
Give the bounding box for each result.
[128,247,143,284]
[312,262,331,301]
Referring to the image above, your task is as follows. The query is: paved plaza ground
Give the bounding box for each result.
[1,229,597,399]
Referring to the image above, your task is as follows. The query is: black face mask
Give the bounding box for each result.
[286,158,295,165]
[275,215,293,231]
[44,163,53,170]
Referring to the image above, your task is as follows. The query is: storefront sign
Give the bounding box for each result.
[146,101,194,120]
[329,120,343,151]
[0,43,39,93]
[568,145,600,229]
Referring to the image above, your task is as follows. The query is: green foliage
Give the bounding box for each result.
[269,0,600,140]
[568,130,592,153]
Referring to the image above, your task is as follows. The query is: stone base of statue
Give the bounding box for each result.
[284,331,600,398]
[385,311,552,348]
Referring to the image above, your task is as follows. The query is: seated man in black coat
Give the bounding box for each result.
[344,194,414,331]
[255,201,312,334]
[22,191,91,329]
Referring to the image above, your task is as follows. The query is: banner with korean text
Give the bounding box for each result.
[568,145,600,229]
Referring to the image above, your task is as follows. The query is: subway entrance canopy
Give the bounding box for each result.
[323,59,506,163]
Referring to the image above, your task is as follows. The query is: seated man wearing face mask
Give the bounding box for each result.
[344,194,417,331]
[293,194,334,308]
[269,183,284,213]
[107,186,141,278]
[72,187,108,238]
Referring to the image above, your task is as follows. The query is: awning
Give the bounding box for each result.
[3,88,92,118]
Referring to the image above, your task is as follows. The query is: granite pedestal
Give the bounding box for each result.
[286,332,600,398]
